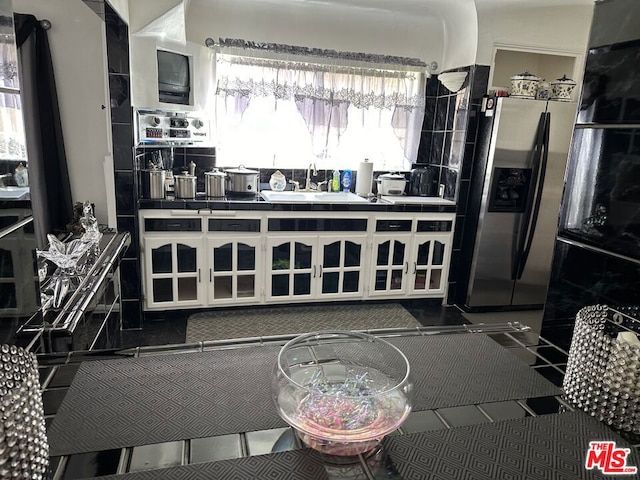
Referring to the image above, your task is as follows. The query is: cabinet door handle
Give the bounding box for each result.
[413,262,417,274]
[319,265,323,277]
[209,268,212,282]
[313,265,316,278]
[198,269,201,282]
[405,261,408,274]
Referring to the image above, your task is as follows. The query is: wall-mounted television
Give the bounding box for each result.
[157,50,191,105]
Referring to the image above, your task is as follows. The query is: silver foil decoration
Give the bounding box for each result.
[38,234,92,309]
[563,305,640,434]
[0,344,49,478]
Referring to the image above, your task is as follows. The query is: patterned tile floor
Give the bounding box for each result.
[39,326,640,479]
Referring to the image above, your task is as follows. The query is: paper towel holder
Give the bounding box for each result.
[355,158,374,198]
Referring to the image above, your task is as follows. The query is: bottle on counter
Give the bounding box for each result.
[332,170,340,192]
[341,169,352,192]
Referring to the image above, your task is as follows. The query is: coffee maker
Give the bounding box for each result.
[409,166,437,196]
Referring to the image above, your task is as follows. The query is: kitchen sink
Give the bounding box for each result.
[0,186,30,200]
[260,191,368,203]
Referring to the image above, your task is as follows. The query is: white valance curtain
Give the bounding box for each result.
[215,53,426,170]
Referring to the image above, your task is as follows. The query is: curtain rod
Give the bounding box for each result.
[205,37,428,69]
[217,52,426,77]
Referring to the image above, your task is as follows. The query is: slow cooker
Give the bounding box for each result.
[376,172,408,196]
[225,165,259,195]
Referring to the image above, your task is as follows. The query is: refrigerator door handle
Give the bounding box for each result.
[511,111,547,281]
[517,112,551,279]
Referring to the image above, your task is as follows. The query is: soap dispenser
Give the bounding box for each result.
[341,169,352,192]
[332,170,340,192]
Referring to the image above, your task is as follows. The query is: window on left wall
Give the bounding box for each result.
[214,54,426,172]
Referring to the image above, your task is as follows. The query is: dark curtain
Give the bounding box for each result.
[14,14,72,248]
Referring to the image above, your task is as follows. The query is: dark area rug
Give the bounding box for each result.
[186,303,421,342]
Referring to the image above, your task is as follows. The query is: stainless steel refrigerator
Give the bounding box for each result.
[462,97,577,310]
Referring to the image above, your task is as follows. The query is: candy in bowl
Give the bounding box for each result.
[272,331,413,456]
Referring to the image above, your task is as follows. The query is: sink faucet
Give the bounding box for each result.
[304,162,317,191]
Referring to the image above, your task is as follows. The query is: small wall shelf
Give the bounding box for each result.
[490,44,583,99]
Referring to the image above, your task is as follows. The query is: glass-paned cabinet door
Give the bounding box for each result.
[369,234,411,296]
[317,235,366,298]
[409,235,450,295]
[207,237,261,304]
[266,236,315,301]
[143,237,205,309]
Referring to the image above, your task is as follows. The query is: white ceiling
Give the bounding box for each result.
[198,0,596,14]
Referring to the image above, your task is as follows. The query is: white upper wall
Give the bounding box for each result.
[13,0,114,225]
[185,0,447,70]
[476,2,594,65]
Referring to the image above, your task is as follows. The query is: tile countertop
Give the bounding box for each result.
[38,325,640,479]
[138,193,458,213]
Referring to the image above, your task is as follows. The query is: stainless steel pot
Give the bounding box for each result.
[205,168,226,198]
[376,172,408,196]
[225,165,259,195]
[142,168,166,199]
[174,172,197,199]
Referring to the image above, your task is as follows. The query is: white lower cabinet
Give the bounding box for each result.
[407,234,451,296]
[143,236,206,309]
[140,210,454,311]
[369,234,413,297]
[207,236,262,305]
[265,234,368,302]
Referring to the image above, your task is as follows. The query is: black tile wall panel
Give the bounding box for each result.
[427,76,440,97]
[423,99,436,132]
[121,300,142,330]
[112,123,134,170]
[119,258,141,300]
[435,97,449,131]
[105,19,129,74]
[108,74,131,124]
[446,96,456,130]
[116,216,138,259]
[429,132,444,165]
[114,171,135,215]
[471,65,490,105]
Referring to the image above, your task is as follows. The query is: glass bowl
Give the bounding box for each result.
[272,331,413,456]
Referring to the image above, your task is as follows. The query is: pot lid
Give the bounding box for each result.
[225,165,259,174]
[271,170,285,179]
[551,74,576,85]
[205,168,226,177]
[175,172,196,179]
[378,172,407,180]
[511,70,540,81]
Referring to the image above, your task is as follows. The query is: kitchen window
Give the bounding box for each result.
[0,40,27,164]
[214,51,426,171]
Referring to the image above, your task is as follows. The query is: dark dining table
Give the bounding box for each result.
[38,323,639,480]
